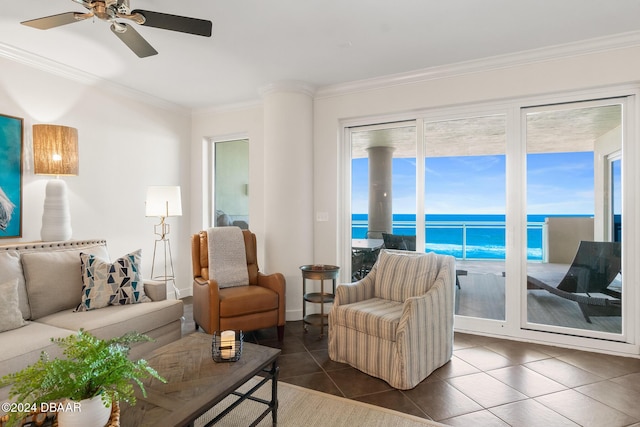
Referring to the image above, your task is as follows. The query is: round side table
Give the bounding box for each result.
[299,264,340,337]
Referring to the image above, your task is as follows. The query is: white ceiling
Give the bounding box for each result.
[2,1,640,110]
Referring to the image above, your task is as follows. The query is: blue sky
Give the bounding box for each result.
[352,152,595,215]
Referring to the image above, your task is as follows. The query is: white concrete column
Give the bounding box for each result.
[261,81,315,321]
[367,146,394,238]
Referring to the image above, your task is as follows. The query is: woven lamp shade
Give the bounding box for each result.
[33,124,79,176]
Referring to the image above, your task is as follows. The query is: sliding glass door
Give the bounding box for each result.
[524,100,624,340]
[344,91,634,349]
[424,115,507,321]
[349,122,417,280]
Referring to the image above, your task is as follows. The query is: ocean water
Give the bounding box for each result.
[352,214,591,260]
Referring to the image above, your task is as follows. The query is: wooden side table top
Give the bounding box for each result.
[120,333,280,427]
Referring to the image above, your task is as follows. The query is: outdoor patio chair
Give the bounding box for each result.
[527,240,621,323]
[329,249,455,389]
[351,250,365,281]
[382,233,416,251]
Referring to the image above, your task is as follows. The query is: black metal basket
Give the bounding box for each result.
[212,330,243,362]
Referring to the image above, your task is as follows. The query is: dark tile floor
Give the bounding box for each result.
[180,297,640,426]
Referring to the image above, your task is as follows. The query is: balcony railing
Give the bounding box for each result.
[352,217,547,260]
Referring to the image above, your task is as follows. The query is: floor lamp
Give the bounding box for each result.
[145,186,182,299]
[32,124,79,241]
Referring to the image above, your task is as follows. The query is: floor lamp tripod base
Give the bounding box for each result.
[150,233,180,300]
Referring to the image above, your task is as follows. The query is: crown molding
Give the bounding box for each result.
[0,42,190,115]
[316,30,640,100]
[192,99,263,116]
[259,80,317,98]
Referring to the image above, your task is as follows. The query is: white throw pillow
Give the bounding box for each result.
[0,250,30,319]
[0,278,27,332]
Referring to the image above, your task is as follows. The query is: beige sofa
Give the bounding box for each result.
[0,239,183,403]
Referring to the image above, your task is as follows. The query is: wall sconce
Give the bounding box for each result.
[33,124,78,241]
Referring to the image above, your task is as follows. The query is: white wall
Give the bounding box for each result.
[0,57,192,298]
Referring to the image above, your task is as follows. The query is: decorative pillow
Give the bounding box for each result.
[0,279,28,332]
[76,249,150,312]
[0,250,30,319]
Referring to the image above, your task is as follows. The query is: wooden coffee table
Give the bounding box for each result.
[120,333,280,427]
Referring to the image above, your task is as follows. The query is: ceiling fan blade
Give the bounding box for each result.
[132,10,212,37]
[110,23,158,58]
[21,12,85,30]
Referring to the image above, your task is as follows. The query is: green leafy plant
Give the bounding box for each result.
[0,329,166,426]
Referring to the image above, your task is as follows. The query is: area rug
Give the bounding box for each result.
[196,377,448,427]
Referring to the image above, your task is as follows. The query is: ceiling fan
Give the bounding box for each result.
[21,0,212,58]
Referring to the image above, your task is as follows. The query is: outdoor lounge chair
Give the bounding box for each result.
[527,240,621,323]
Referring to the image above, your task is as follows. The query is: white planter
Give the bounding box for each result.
[56,395,111,427]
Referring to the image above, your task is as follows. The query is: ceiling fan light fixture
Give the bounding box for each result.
[110,21,126,33]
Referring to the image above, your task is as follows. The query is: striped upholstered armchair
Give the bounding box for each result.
[328,249,455,389]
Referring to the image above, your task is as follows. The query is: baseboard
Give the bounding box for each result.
[286,309,303,322]
[170,286,192,300]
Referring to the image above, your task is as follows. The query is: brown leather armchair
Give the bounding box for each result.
[191,230,286,341]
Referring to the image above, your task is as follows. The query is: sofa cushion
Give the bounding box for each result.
[374,250,439,303]
[21,245,109,320]
[219,286,278,318]
[76,249,149,312]
[37,299,183,341]
[0,322,72,379]
[330,297,403,341]
[0,251,29,319]
[0,279,27,332]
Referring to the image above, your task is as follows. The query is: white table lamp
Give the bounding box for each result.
[33,124,79,242]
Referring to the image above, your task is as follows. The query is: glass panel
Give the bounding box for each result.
[350,123,416,280]
[214,139,249,228]
[525,102,623,337]
[424,115,506,321]
[611,157,622,242]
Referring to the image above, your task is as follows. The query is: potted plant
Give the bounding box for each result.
[0,329,166,427]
